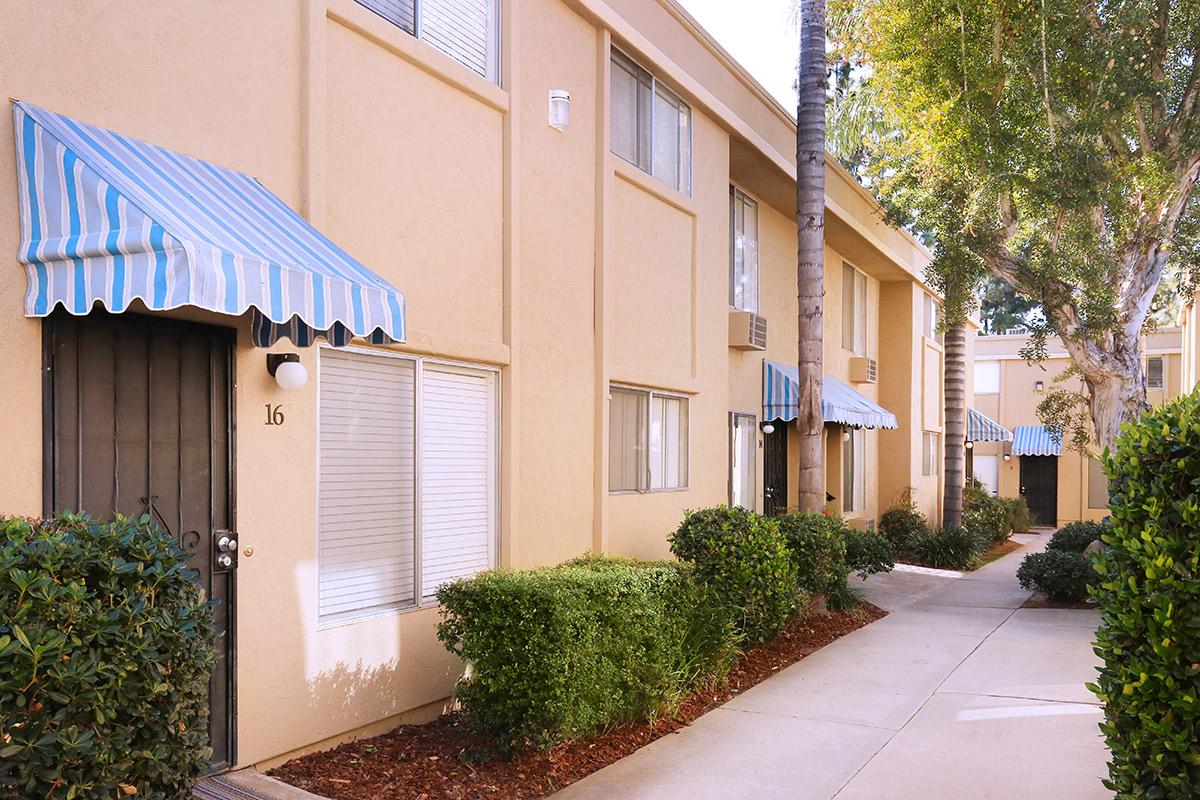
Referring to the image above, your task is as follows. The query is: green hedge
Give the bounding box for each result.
[1046,520,1105,553]
[0,514,215,799]
[775,512,850,597]
[1017,550,1095,601]
[1092,393,1200,797]
[436,556,737,751]
[843,528,895,578]
[1001,497,1034,534]
[963,484,1013,545]
[879,504,929,548]
[670,507,800,645]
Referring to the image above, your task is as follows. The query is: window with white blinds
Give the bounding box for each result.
[610,49,692,194]
[318,349,417,622]
[608,385,688,492]
[353,0,499,82]
[318,349,497,624]
[420,364,497,600]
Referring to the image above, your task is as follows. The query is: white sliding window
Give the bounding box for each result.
[318,349,498,624]
[610,49,692,194]
[318,349,417,622]
[353,0,499,82]
[730,187,760,313]
[608,385,689,492]
[730,413,757,510]
[842,428,865,513]
[420,363,497,600]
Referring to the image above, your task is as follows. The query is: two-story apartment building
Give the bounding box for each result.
[971,327,1182,526]
[0,0,940,770]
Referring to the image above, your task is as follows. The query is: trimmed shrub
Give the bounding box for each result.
[1092,392,1200,797]
[904,526,988,570]
[843,528,895,578]
[775,512,850,597]
[878,503,929,548]
[0,514,215,799]
[1016,550,1095,601]
[1002,497,1034,534]
[964,491,1012,545]
[670,506,801,645]
[436,556,737,750]
[1046,520,1105,553]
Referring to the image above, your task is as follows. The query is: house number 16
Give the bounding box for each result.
[265,404,285,426]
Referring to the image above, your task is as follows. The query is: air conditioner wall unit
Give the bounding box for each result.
[729,310,767,351]
[849,356,878,384]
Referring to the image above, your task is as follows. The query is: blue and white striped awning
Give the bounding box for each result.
[12,102,405,346]
[763,361,898,429]
[1012,425,1062,456]
[967,408,1012,442]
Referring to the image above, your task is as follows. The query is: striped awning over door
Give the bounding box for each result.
[12,102,405,346]
[966,407,1012,442]
[763,361,899,429]
[1012,425,1062,456]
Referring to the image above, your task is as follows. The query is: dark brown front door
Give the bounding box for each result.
[43,310,236,769]
[763,423,788,516]
[1020,455,1058,527]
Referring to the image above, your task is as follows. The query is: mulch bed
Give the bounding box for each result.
[1021,593,1095,610]
[268,603,886,800]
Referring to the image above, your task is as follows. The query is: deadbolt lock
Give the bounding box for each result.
[213,529,239,573]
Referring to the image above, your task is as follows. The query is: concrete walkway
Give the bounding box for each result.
[554,533,1110,800]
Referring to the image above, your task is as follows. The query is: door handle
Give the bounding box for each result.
[212,529,238,572]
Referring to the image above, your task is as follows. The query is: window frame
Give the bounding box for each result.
[974,361,1001,395]
[608,384,690,493]
[1146,355,1165,390]
[922,431,941,477]
[354,0,501,84]
[609,48,693,195]
[729,412,758,510]
[729,186,760,314]
[842,427,866,513]
[841,262,868,354]
[315,344,501,628]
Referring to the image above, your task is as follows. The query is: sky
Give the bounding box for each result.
[675,0,800,113]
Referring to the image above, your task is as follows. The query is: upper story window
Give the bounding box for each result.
[841,263,867,354]
[922,292,942,343]
[609,385,689,492]
[974,361,1001,394]
[354,0,500,82]
[1146,355,1165,390]
[730,187,759,313]
[610,49,692,195]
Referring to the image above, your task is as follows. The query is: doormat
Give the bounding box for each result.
[194,775,272,800]
[194,770,327,800]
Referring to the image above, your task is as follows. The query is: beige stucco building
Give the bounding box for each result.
[1,0,940,770]
[970,327,1182,527]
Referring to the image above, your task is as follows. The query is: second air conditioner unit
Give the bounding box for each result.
[849,356,878,384]
[729,310,767,351]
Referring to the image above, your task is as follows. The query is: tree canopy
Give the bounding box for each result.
[831,0,1200,447]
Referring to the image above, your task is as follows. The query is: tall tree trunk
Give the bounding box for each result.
[942,321,967,528]
[796,0,827,512]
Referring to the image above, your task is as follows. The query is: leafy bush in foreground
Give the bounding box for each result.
[1092,393,1200,797]
[878,503,929,548]
[1002,497,1034,534]
[670,506,801,645]
[437,557,737,750]
[0,514,215,799]
[1016,550,1095,601]
[963,483,1013,545]
[1046,520,1105,553]
[775,511,850,597]
[843,528,895,578]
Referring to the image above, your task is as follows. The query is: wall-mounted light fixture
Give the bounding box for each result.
[1035,380,1045,391]
[965,440,974,450]
[843,430,852,441]
[760,422,775,435]
[549,90,570,132]
[267,353,308,391]
[1003,453,1012,462]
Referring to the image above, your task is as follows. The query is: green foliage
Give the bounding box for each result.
[978,276,1039,335]
[963,484,1013,545]
[842,528,895,579]
[775,512,851,597]
[436,556,737,751]
[670,507,801,645]
[1001,497,1034,534]
[1092,391,1200,797]
[0,514,215,799]
[1047,520,1106,553]
[878,503,929,548]
[904,526,988,571]
[1017,550,1097,601]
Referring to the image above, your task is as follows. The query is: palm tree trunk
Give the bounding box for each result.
[943,321,967,528]
[796,0,827,512]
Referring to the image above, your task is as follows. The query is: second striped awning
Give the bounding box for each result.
[12,101,405,347]
[763,361,899,429]
[967,408,1012,442]
[1012,425,1062,456]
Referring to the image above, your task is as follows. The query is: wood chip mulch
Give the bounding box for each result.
[268,603,886,800]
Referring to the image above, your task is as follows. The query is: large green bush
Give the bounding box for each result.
[0,514,215,799]
[436,556,737,750]
[1046,520,1105,553]
[1092,393,1200,797]
[1002,497,1034,534]
[775,512,850,597]
[670,506,800,645]
[963,485,1012,545]
[1016,550,1095,601]
[843,527,895,578]
[878,503,929,548]
[904,526,988,570]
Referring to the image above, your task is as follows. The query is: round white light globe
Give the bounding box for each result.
[275,360,308,391]
[761,423,775,435]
